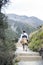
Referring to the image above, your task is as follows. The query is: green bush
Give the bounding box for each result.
[29,27,43,52]
[0,51,13,65]
[0,13,16,65]
[0,1,16,65]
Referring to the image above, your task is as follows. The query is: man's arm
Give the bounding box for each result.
[19,34,23,42]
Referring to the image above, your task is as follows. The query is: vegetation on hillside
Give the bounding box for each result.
[0,0,16,65]
[29,26,43,52]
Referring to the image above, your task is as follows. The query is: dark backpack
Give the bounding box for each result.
[22,35,27,38]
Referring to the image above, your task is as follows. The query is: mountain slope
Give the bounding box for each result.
[6,14,43,38]
[29,26,43,51]
[7,14,43,28]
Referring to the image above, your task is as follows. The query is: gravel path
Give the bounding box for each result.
[15,43,43,65]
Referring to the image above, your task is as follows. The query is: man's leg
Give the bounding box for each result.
[25,44,28,51]
[22,44,25,51]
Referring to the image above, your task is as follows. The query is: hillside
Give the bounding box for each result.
[6,14,43,38]
[7,14,43,28]
[29,26,43,51]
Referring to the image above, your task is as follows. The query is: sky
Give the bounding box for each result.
[2,0,43,20]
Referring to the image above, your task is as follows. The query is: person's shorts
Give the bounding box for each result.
[20,38,28,45]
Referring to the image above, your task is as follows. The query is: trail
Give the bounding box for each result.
[15,42,43,65]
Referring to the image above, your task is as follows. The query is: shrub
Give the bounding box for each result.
[29,27,43,52]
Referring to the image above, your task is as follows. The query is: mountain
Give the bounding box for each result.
[7,14,43,27]
[6,14,43,38]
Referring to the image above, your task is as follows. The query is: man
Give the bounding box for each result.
[20,31,28,51]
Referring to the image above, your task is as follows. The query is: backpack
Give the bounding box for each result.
[20,34,28,45]
[22,35,27,38]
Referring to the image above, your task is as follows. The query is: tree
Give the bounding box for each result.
[0,0,9,12]
[0,0,9,51]
[0,0,16,65]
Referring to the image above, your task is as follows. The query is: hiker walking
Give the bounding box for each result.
[20,31,28,51]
